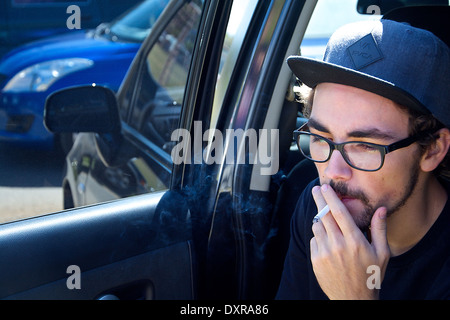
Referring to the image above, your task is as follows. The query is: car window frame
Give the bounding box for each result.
[127,0,203,152]
[113,0,207,182]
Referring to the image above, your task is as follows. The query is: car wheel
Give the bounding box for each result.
[56,133,75,155]
[63,183,75,209]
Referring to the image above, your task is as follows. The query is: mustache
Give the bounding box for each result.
[329,180,370,205]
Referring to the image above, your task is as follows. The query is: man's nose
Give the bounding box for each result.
[324,149,352,181]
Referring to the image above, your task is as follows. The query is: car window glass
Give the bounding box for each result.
[0,0,203,225]
[209,0,258,131]
[109,0,169,42]
[83,0,205,204]
[128,0,203,154]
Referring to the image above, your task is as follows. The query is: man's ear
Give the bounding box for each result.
[420,128,450,172]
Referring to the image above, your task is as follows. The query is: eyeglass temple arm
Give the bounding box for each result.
[385,130,436,154]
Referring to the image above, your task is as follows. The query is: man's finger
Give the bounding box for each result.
[320,184,359,236]
[312,185,328,214]
[370,207,390,259]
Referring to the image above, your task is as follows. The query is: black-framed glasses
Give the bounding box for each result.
[294,123,433,172]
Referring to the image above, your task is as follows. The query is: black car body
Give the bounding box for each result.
[0,0,448,301]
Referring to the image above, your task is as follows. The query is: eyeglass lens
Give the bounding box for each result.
[298,133,383,171]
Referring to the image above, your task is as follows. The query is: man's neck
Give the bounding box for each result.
[386,175,447,257]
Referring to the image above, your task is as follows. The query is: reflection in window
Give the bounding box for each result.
[110,0,169,43]
[129,0,204,153]
[147,2,201,103]
[210,0,258,131]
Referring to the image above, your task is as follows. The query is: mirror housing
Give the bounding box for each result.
[44,85,126,166]
[44,84,121,134]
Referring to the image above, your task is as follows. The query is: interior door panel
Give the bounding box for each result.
[5,241,194,300]
[0,191,194,299]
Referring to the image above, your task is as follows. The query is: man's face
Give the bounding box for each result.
[309,83,422,230]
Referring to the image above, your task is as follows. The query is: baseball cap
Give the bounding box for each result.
[288,19,450,128]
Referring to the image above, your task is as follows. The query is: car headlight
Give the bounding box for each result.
[3,58,94,93]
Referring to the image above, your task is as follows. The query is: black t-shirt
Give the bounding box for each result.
[276,178,450,300]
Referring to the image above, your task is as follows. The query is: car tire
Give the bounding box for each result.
[56,133,75,155]
[63,183,75,209]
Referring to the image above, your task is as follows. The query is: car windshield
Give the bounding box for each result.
[108,0,169,42]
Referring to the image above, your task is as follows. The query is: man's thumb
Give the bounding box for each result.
[370,207,390,257]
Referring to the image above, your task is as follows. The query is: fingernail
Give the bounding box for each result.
[321,184,329,192]
[379,207,387,219]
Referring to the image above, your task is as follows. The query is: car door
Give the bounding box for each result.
[0,0,209,300]
[0,0,317,300]
[1,0,293,301]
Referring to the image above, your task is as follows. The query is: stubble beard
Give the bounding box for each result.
[329,161,420,231]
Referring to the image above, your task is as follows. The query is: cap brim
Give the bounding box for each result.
[287,55,430,115]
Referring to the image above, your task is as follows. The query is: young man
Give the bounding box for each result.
[277,19,450,299]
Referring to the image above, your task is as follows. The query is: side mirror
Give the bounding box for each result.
[44,85,128,167]
[44,85,121,134]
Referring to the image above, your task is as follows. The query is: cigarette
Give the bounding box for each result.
[312,204,329,223]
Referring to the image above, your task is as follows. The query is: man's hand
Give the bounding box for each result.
[310,184,391,300]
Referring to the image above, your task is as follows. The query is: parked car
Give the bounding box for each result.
[0,0,168,152]
[0,0,447,302]
[0,0,143,59]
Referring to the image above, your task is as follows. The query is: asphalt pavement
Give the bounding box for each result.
[0,142,64,224]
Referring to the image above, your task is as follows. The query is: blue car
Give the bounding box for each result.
[0,0,143,59]
[0,0,168,152]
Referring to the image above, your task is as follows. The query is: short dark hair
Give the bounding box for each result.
[297,84,450,179]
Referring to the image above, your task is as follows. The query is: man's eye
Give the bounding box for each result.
[349,143,378,152]
[311,135,327,144]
